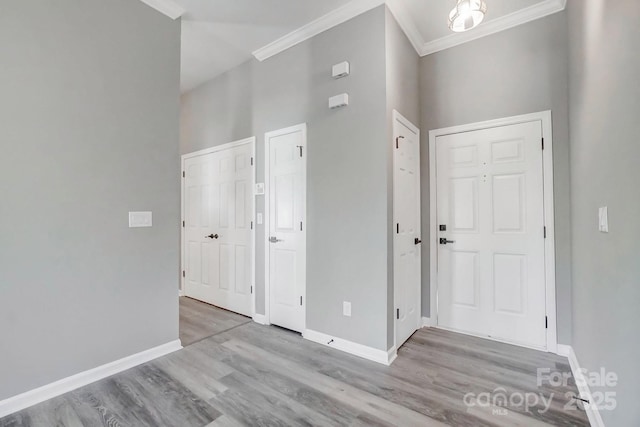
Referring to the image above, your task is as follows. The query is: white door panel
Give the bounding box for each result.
[436,121,546,349]
[393,112,421,348]
[267,125,306,333]
[184,141,254,317]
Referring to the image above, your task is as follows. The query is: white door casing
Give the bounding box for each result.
[430,112,556,352]
[265,124,307,333]
[181,138,255,317]
[393,111,422,349]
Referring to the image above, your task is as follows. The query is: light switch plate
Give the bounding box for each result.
[255,183,265,195]
[599,207,609,233]
[257,213,263,225]
[129,211,152,228]
[343,301,352,317]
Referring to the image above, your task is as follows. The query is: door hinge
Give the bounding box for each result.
[182,220,185,227]
[541,138,544,150]
[396,223,399,234]
[251,286,253,294]
[296,146,303,157]
[544,226,547,238]
[182,171,185,178]
[300,221,303,231]
[545,316,548,329]
[251,157,254,166]
[395,136,404,149]
[396,308,400,319]
[300,296,303,306]
[251,221,254,230]
[182,270,185,278]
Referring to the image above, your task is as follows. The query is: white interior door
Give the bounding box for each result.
[436,121,546,349]
[266,124,306,333]
[183,140,254,317]
[393,112,421,348]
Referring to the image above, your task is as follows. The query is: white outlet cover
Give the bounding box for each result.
[255,183,265,195]
[599,207,609,233]
[129,211,152,228]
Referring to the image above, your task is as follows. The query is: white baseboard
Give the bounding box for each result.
[421,316,434,328]
[558,344,605,427]
[556,343,571,357]
[302,329,395,366]
[0,340,182,418]
[252,314,269,325]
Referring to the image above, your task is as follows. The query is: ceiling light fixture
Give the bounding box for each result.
[448,0,488,33]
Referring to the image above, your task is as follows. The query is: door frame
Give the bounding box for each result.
[392,110,422,349]
[180,137,257,317]
[428,111,557,353]
[263,123,307,328]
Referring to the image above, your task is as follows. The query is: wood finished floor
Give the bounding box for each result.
[1,299,589,427]
[179,297,251,346]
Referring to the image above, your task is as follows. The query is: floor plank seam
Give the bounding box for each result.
[184,320,253,347]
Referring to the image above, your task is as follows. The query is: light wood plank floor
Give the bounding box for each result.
[1,301,589,426]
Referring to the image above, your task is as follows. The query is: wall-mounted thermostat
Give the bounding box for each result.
[332,61,350,79]
[329,93,349,109]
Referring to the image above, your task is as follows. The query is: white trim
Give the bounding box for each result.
[385,0,425,55]
[420,0,567,56]
[392,110,422,351]
[0,340,182,418]
[428,111,558,353]
[561,345,606,427]
[137,0,185,20]
[252,313,269,326]
[253,0,384,61]
[250,0,566,63]
[421,317,434,328]
[303,329,396,366]
[556,344,571,357]
[263,124,308,330]
[180,137,257,318]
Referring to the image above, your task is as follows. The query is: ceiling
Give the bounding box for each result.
[163,0,564,93]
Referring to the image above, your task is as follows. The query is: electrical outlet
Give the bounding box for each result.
[343,301,351,317]
[599,207,609,233]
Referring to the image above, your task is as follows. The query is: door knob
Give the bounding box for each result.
[414,238,422,245]
[206,234,219,239]
[439,238,455,245]
[269,236,283,243]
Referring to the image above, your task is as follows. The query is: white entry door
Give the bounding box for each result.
[436,121,546,349]
[183,140,254,317]
[266,124,306,333]
[393,112,422,348]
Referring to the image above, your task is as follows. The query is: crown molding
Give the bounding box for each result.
[420,0,567,56]
[385,0,425,55]
[253,0,385,62]
[138,0,185,20]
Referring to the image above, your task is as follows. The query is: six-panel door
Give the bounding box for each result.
[184,142,254,317]
[267,126,306,333]
[436,121,547,349]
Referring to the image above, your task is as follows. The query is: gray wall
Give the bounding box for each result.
[419,12,573,344]
[384,8,420,349]
[567,1,640,425]
[0,0,181,400]
[181,7,391,350]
